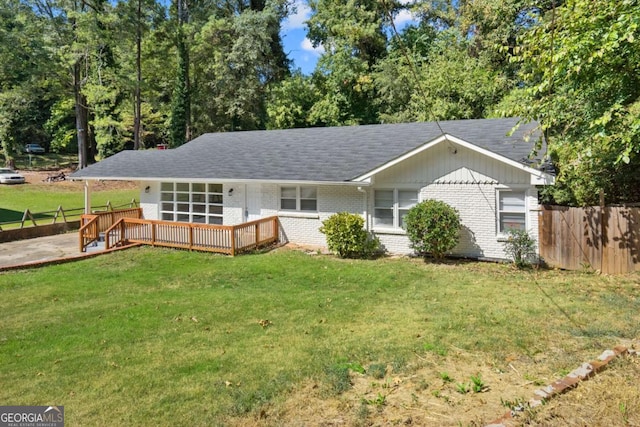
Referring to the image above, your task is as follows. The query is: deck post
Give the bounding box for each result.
[230,228,236,256]
[255,222,260,248]
[78,218,84,253]
[273,217,279,245]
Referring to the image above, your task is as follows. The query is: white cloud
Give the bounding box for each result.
[282,0,312,31]
[301,37,324,55]
[393,9,415,28]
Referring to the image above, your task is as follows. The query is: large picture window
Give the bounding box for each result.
[160,182,223,225]
[374,189,418,229]
[280,186,317,212]
[497,190,526,233]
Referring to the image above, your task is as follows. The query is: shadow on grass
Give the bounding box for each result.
[0,208,26,223]
[418,255,483,266]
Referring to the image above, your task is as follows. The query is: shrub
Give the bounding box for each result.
[503,229,537,268]
[319,212,381,259]
[404,200,461,259]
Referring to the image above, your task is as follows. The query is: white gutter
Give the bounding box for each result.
[71,177,371,187]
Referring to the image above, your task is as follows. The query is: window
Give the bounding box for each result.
[374,189,418,229]
[160,182,223,225]
[280,186,317,212]
[498,190,526,233]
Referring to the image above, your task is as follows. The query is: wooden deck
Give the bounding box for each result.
[79,208,143,252]
[80,210,279,256]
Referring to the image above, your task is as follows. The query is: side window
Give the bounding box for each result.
[373,189,418,229]
[280,187,297,210]
[498,190,526,233]
[280,186,317,212]
[373,190,394,227]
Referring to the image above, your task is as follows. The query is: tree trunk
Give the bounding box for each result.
[74,60,88,169]
[133,0,142,150]
[184,40,191,142]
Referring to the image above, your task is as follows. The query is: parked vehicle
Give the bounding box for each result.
[24,143,45,154]
[0,168,25,184]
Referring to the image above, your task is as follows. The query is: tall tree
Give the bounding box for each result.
[266,72,320,129]
[169,0,190,147]
[134,0,143,149]
[190,0,290,133]
[0,0,50,167]
[305,0,391,125]
[375,27,510,123]
[29,0,112,168]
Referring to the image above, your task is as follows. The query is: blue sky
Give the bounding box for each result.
[280,0,417,75]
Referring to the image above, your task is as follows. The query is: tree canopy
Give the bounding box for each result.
[0,0,637,205]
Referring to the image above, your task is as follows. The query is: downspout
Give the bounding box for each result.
[244,183,248,222]
[357,186,368,230]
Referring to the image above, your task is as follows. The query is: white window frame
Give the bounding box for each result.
[279,186,317,212]
[160,182,224,225]
[496,188,527,235]
[373,188,418,230]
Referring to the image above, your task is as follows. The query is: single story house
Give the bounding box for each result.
[71,118,555,260]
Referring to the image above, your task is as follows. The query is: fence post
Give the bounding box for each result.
[52,205,66,224]
[20,209,37,228]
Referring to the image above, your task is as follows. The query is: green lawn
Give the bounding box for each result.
[1,152,136,225]
[0,183,137,225]
[0,248,638,425]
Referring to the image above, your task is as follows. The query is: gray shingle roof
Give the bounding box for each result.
[71,118,544,182]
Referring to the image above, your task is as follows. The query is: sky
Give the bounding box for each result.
[280,0,417,75]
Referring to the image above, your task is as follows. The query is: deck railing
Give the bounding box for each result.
[104,216,279,256]
[79,208,143,252]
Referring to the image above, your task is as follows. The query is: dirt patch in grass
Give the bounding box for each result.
[223,343,640,426]
[21,168,136,191]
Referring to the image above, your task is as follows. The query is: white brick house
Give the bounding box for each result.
[72,118,554,260]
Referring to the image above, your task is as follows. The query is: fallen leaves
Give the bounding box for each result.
[258,319,272,328]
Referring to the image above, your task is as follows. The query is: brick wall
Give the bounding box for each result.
[139,181,158,220]
[261,184,366,247]
[142,179,541,260]
[420,183,539,260]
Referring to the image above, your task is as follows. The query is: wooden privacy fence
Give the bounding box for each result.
[98,215,279,256]
[538,205,640,274]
